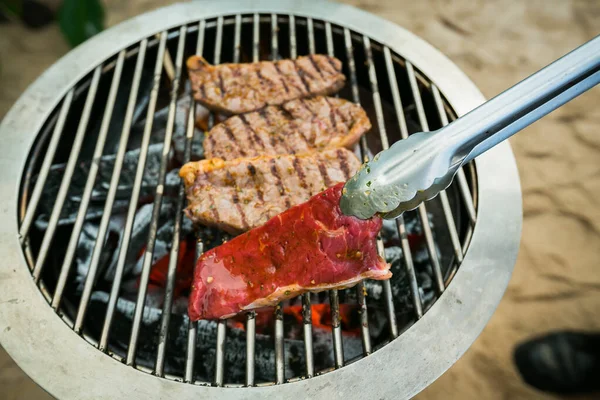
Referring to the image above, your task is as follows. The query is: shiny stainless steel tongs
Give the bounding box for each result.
[340,35,600,219]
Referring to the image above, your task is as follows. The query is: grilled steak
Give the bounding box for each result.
[187,55,346,114]
[179,148,361,234]
[188,183,390,320]
[203,96,371,160]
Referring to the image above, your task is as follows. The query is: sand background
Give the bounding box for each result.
[1,1,599,399]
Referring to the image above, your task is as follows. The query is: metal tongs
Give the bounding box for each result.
[340,35,600,219]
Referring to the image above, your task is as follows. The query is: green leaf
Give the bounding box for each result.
[58,0,105,48]
[0,0,23,19]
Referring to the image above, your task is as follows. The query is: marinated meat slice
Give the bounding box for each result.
[187,55,345,114]
[203,97,371,160]
[188,183,390,320]
[179,148,360,234]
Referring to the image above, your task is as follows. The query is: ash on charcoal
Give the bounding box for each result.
[75,216,125,292]
[72,183,179,293]
[34,143,176,230]
[129,93,205,164]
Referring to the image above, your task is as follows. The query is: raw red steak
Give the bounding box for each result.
[188,183,390,320]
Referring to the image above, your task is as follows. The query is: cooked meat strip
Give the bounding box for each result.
[203,96,371,159]
[186,55,346,114]
[179,148,361,234]
[188,183,391,320]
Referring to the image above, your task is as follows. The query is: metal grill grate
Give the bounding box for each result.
[18,14,477,387]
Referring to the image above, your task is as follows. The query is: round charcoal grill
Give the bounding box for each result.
[0,1,522,399]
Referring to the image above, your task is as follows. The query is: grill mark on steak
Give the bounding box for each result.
[318,161,333,188]
[202,96,371,160]
[259,109,280,152]
[240,114,266,150]
[179,149,362,233]
[207,132,217,154]
[218,70,225,98]
[274,62,291,94]
[324,96,338,131]
[325,57,340,75]
[203,172,220,221]
[292,157,308,190]
[293,62,312,93]
[299,62,320,84]
[300,99,319,144]
[255,64,265,85]
[187,55,345,114]
[224,124,246,157]
[278,109,306,152]
[262,108,295,154]
[300,98,319,120]
[337,149,352,179]
[279,106,295,121]
[199,82,207,99]
[308,55,325,78]
[231,117,257,151]
[226,171,249,230]
[270,158,291,208]
[247,162,264,202]
[335,105,349,125]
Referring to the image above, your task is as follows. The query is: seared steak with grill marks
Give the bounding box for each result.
[203,97,371,160]
[179,148,360,234]
[187,55,345,114]
[188,183,391,320]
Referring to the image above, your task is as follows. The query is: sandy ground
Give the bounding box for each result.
[0,1,599,399]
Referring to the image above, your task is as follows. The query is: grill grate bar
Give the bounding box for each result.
[185,240,203,383]
[320,19,346,367]
[245,310,256,386]
[431,84,466,265]
[431,85,477,276]
[253,14,260,62]
[51,52,125,308]
[307,18,315,55]
[383,47,425,317]
[397,216,423,317]
[185,320,198,383]
[75,38,151,334]
[215,321,227,386]
[406,61,449,293]
[98,36,166,350]
[184,21,206,383]
[291,14,316,379]
[271,14,286,384]
[233,14,242,64]
[126,28,186,365]
[19,91,74,242]
[31,66,101,283]
[289,15,297,60]
[346,28,383,354]
[378,240,398,337]
[271,14,278,60]
[431,85,477,227]
[302,293,315,376]
[330,289,344,367]
[245,13,258,387]
[363,43,404,339]
[364,39,403,337]
[275,305,285,383]
[155,31,197,374]
[211,16,228,386]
